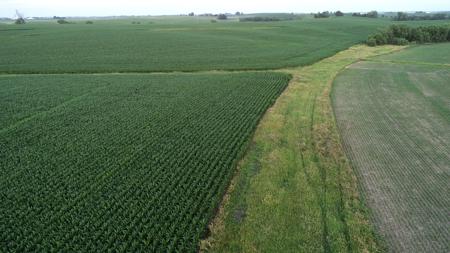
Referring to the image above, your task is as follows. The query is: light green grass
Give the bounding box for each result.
[332,54,450,252]
[202,45,404,253]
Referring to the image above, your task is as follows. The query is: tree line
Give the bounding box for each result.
[367,24,450,46]
[352,11,378,18]
[313,11,377,18]
[393,12,449,21]
[313,11,344,18]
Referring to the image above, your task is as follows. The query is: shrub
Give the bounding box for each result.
[394,12,409,21]
[86,21,94,24]
[366,24,450,46]
[367,11,378,18]
[430,26,449,42]
[217,14,227,20]
[366,37,377,47]
[57,19,70,24]
[391,25,410,39]
[393,12,449,21]
[15,18,26,25]
[314,11,330,18]
[392,37,409,45]
[374,32,389,45]
[352,11,378,18]
[416,29,431,43]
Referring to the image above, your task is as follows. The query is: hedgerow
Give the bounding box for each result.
[393,12,449,21]
[367,24,450,46]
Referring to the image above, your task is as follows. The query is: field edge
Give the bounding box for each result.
[200,44,405,253]
[331,53,450,252]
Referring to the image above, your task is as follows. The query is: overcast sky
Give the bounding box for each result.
[1,0,450,18]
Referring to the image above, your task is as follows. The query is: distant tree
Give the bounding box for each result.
[57,19,70,24]
[366,37,377,47]
[395,12,409,21]
[217,14,228,20]
[366,24,450,46]
[352,11,378,18]
[86,21,94,24]
[235,12,241,16]
[393,12,449,21]
[188,12,195,16]
[15,17,25,24]
[432,13,448,20]
[335,11,344,17]
[367,11,378,18]
[314,11,330,18]
[14,10,26,24]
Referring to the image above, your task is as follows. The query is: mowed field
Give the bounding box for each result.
[332,44,450,252]
[0,16,391,73]
[0,72,290,252]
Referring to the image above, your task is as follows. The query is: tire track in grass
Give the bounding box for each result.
[302,92,332,253]
[204,45,405,253]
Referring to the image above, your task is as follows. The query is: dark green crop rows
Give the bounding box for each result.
[0,72,290,252]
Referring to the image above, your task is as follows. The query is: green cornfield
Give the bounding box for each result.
[0,72,290,252]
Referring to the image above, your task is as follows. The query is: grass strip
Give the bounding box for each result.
[201,45,404,253]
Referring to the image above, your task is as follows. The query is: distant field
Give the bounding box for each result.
[0,72,290,252]
[332,47,450,252]
[0,17,392,73]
